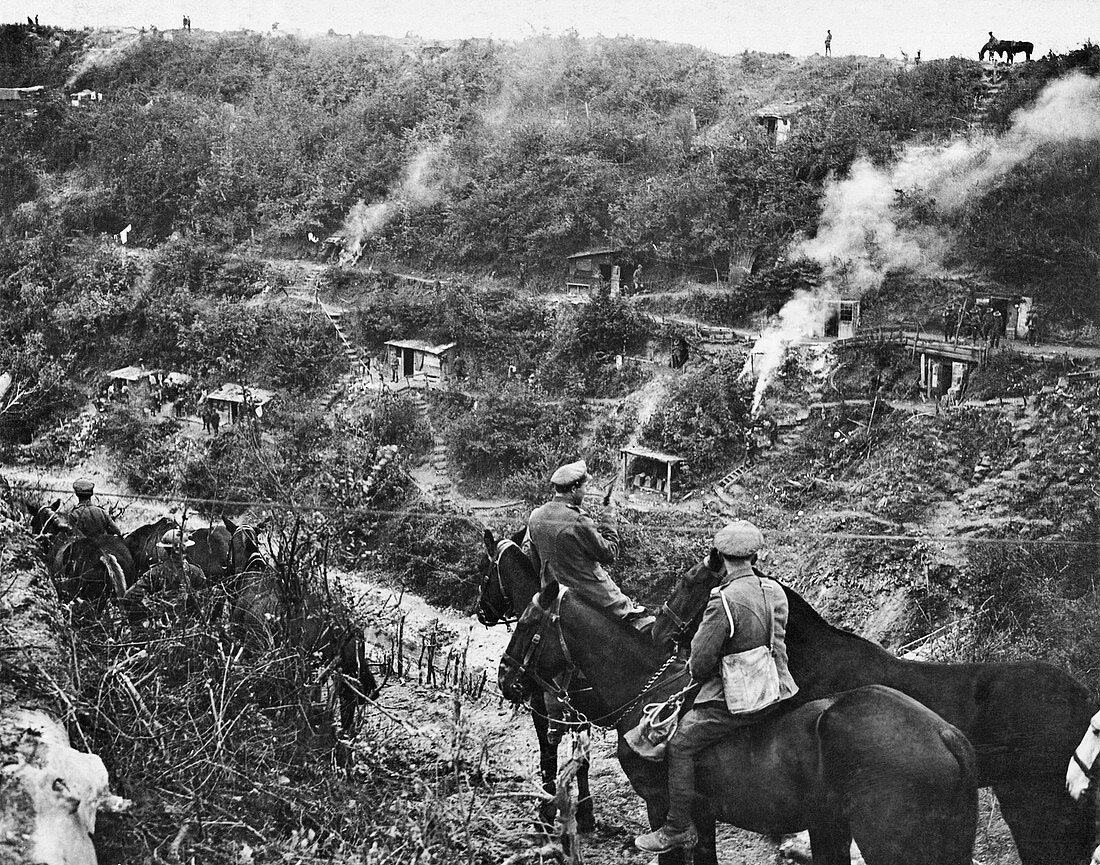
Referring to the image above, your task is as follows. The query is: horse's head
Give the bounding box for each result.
[1067,709,1100,801]
[498,582,570,704]
[476,528,534,626]
[28,498,69,537]
[225,516,266,576]
[651,548,724,651]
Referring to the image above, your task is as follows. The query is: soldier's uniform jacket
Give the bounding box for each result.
[125,558,204,619]
[523,495,640,619]
[70,502,122,537]
[689,563,798,709]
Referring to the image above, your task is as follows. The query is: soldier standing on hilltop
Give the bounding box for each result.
[824,30,832,56]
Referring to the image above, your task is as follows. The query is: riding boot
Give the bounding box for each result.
[634,748,698,853]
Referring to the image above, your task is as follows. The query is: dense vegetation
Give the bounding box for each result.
[2,23,1098,865]
[2,25,1098,318]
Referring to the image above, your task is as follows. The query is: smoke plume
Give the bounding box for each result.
[66,28,144,88]
[337,139,448,265]
[743,73,1100,411]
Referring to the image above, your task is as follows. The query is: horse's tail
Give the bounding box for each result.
[100,552,128,600]
[938,724,977,789]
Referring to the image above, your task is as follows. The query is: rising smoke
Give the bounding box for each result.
[743,73,1100,413]
[337,140,448,265]
[65,28,144,88]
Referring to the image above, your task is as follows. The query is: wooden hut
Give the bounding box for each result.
[384,339,457,385]
[620,446,688,503]
[204,383,276,425]
[106,365,154,400]
[565,248,638,295]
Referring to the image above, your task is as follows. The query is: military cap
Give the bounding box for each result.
[73,478,95,495]
[714,520,764,558]
[550,460,589,487]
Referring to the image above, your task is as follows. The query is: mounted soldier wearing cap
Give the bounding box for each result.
[636,520,798,855]
[69,479,123,538]
[523,459,646,622]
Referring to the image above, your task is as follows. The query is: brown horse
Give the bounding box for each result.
[26,499,134,604]
[500,582,978,865]
[187,521,232,584]
[651,552,1096,865]
[125,516,179,578]
[476,528,610,832]
[224,517,381,731]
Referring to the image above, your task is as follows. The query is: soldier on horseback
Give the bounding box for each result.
[636,520,799,854]
[69,479,123,538]
[523,459,646,622]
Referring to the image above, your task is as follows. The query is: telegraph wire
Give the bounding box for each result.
[9,482,1099,548]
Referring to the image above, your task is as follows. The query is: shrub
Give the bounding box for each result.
[641,357,754,478]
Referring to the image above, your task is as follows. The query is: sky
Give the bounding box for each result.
[18,0,1098,60]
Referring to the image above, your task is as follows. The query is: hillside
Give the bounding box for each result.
[1,21,1099,865]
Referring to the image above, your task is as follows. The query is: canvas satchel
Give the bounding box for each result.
[718,580,782,714]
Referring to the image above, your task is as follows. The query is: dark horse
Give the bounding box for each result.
[188,521,232,585]
[27,499,135,604]
[981,38,1033,62]
[476,528,610,832]
[224,517,381,731]
[651,552,1096,865]
[124,515,179,577]
[500,582,978,865]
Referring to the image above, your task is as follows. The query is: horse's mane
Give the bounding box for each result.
[775,577,888,652]
[555,582,670,668]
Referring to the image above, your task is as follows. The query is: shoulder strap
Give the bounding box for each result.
[719,587,736,638]
[757,579,774,649]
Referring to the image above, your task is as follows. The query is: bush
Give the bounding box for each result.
[446,389,588,497]
[641,357,754,478]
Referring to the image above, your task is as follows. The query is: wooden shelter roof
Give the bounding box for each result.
[384,339,457,355]
[620,446,686,464]
[205,383,276,405]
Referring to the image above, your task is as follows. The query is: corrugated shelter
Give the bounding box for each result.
[204,383,276,424]
[565,247,638,294]
[620,446,688,503]
[756,100,809,145]
[385,338,457,382]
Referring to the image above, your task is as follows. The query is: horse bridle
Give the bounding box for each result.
[229,524,267,575]
[500,588,576,702]
[477,538,522,626]
[502,587,689,729]
[1071,722,1100,782]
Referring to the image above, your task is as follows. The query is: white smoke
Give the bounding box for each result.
[337,139,448,265]
[65,28,143,88]
[744,73,1100,412]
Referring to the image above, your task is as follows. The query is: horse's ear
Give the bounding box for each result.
[540,580,560,605]
[50,498,61,511]
[707,547,723,572]
[483,529,496,556]
[255,519,269,534]
[223,516,238,533]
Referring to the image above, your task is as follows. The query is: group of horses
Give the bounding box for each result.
[21,500,380,733]
[980,37,1034,63]
[477,528,1099,865]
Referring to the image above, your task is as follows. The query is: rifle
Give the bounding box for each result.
[602,476,617,506]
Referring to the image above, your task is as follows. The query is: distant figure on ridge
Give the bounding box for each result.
[824,29,832,56]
